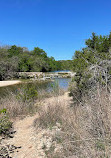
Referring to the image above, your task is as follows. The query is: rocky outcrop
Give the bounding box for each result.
[18,71,75,80]
[18,72,43,79]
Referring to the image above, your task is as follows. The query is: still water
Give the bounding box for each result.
[0,78,71,99]
[54,78,71,90]
[52,70,70,73]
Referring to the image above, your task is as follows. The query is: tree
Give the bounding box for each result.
[70,32,111,102]
[32,47,47,58]
[8,45,23,57]
[85,32,98,50]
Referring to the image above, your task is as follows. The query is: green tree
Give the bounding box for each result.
[8,45,23,57]
[71,32,111,102]
[32,47,47,58]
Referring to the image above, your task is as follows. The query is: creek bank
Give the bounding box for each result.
[0,71,75,88]
[0,80,22,88]
[18,71,75,80]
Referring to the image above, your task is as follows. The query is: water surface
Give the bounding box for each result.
[0,78,71,99]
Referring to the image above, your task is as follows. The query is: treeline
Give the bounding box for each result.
[70,32,111,101]
[56,60,73,71]
[0,45,72,80]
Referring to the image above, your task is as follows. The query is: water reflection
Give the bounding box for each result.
[0,78,71,99]
[54,78,71,90]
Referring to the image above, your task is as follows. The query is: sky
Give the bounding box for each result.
[0,0,111,60]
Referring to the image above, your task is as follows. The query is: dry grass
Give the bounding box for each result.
[0,86,65,119]
[1,81,111,157]
[37,87,65,101]
[35,88,111,158]
[0,94,37,119]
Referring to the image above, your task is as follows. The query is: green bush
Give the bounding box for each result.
[16,84,38,102]
[0,109,12,135]
[0,108,7,114]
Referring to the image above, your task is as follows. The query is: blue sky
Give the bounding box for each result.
[0,0,111,60]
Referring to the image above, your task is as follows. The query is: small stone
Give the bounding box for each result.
[56,122,61,128]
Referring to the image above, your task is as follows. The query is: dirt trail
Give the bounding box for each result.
[5,114,38,158]
[3,92,72,158]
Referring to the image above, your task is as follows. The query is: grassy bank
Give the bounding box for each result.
[0,81,65,119]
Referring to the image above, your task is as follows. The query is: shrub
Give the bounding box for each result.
[71,32,111,103]
[0,109,12,135]
[16,84,38,102]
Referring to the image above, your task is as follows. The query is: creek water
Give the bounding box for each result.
[51,70,70,73]
[0,77,71,99]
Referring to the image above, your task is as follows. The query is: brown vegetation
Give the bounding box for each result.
[0,85,111,158]
[35,88,111,158]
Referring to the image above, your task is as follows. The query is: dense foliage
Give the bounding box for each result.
[70,32,111,101]
[56,60,73,71]
[0,45,72,80]
[0,108,12,135]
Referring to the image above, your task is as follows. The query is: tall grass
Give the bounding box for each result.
[35,87,111,158]
[0,81,65,119]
